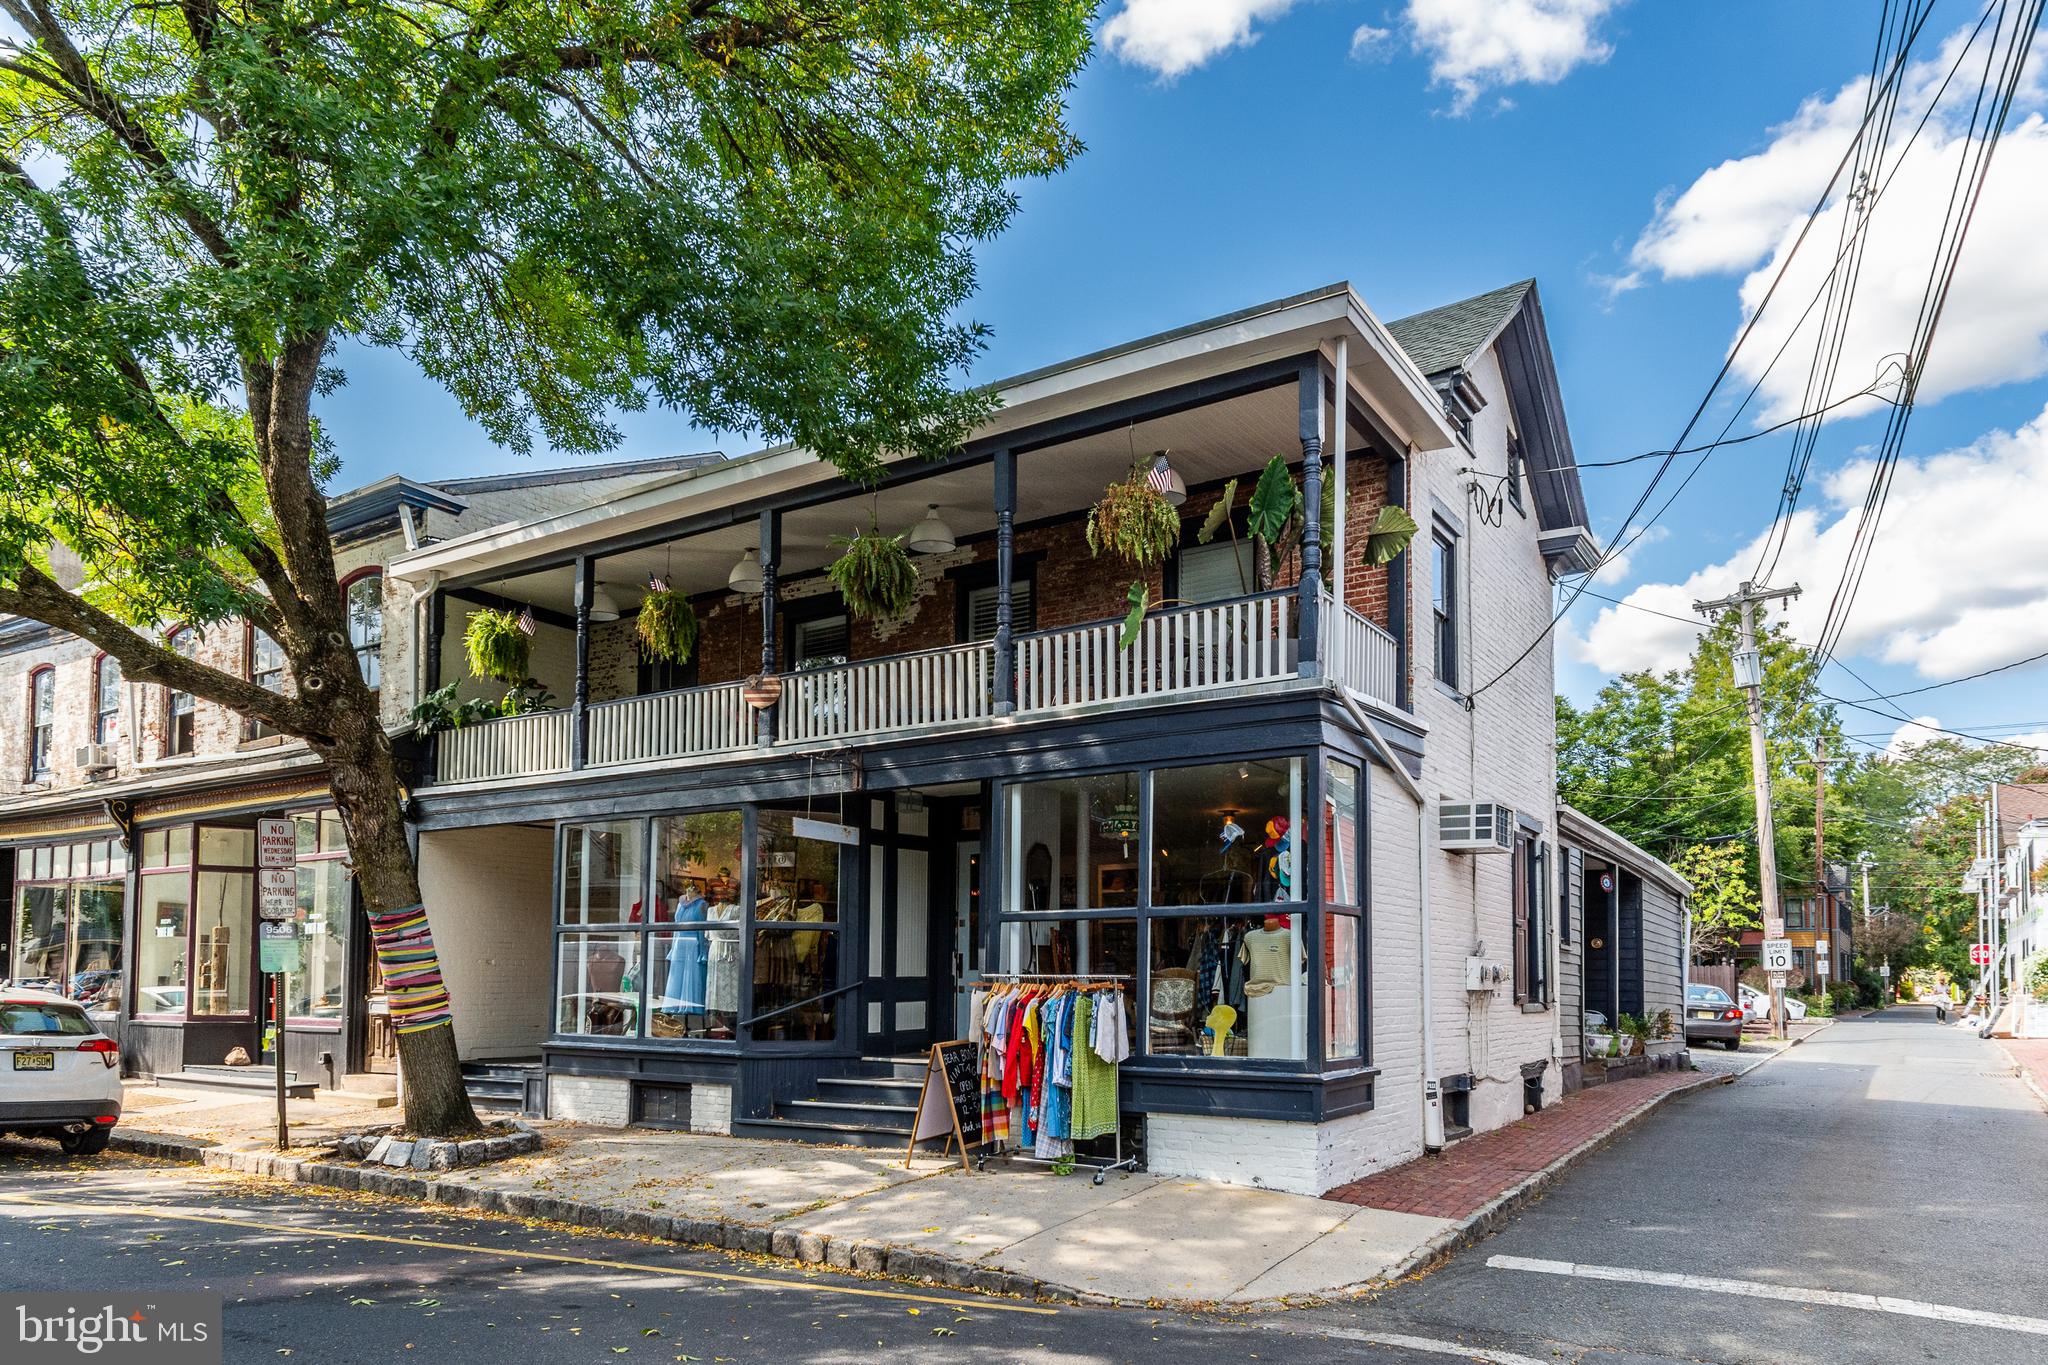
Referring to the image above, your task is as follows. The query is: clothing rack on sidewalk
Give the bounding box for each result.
[975,972,1137,1185]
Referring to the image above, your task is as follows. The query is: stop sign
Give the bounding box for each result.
[1971,942,1994,965]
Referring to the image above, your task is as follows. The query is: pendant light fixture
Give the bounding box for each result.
[908,503,957,555]
[1149,450,1187,507]
[727,547,764,594]
[588,583,622,623]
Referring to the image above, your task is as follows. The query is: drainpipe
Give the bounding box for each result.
[1334,689,1440,1151]
[408,571,442,706]
[1330,335,1348,610]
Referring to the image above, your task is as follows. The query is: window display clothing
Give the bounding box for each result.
[704,900,741,1015]
[1240,925,1301,996]
[659,894,710,1013]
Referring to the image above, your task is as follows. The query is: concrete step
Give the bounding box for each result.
[815,1075,927,1107]
[161,1069,317,1100]
[856,1055,933,1082]
[731,1116,919,1150]
[776,1099,917,1133]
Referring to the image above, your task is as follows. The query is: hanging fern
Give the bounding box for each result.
[829,527,919,621]
[637,588,699,664]
[463,608,531,684]
[1086,470,1180,570]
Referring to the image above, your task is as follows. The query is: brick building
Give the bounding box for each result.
[379,279,1599,1194]
[0,456,716,1091]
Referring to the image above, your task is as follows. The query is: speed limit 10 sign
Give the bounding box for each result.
[1761,938,1794,974]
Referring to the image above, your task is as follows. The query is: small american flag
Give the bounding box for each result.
[1145,458,1176,495]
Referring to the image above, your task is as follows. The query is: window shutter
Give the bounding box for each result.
[966,580,1033,643]
[1178,540,1254,604]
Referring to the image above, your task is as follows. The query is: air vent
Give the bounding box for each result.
[1439,801,1514,853]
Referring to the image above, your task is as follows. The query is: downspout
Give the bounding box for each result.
[1331,335,1348,607]
[409,570,442,708]
[1335,688,1441,1151]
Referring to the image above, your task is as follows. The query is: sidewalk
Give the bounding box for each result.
[108,1065,1729,1309]
[1996,1037,2048,1110]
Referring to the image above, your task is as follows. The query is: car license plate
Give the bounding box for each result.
[1689,1010,1716,1020]
[12,1050,55,1071]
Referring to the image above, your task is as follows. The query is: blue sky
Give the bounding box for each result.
[318,2,2048,758]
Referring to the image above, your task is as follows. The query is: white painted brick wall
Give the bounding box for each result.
[690,1082,732,1135]
[417,825,555,1061]
[1145,1114,1322,1195]
[548,1074,631,1127]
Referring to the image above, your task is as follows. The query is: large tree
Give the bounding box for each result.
[0,0,1090,1134]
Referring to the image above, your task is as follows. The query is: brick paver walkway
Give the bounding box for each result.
[1323,1069,1718,1217]
[1998,1038,2048,1109]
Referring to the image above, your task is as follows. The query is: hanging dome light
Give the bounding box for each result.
[588,583,622,623]
[1149,450,1187,507]
[908,503,957,555]
[727,547,764,594]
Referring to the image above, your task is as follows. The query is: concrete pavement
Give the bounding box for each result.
[1288,1005,2048,1364]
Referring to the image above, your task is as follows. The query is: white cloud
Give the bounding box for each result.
[1099,0,1301,78]
[1884,715,1948,756]
[1574,401,2048,679]
[1350,23,1394,60]
[1592,523,1666,582]
[1626,20,2048,418]
[1406,0,1626,114]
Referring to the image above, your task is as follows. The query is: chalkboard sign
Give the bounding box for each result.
[906,1039,984,1169]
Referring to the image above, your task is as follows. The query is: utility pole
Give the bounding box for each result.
[1858,850,1875,998]
[1989,783,2003,1028]
[1694,580,1801,1038]
[1798,735,1847,994]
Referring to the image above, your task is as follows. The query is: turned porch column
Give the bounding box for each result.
[993,446,1017,715]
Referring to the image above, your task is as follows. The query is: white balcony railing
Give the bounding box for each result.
[1324,590,1401,706]
[436,708,572,784]
[432,590,1400,786]
[779,641,996,744]
[1016,590,1298,714]
[587,680,752,767]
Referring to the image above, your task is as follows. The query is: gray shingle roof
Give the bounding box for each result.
[1387,279,1535,377]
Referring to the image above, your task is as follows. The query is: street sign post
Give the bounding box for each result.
[256,816,294,1152]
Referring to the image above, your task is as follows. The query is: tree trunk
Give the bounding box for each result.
[318,691,484,1139]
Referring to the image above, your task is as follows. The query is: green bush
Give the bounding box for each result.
[1797,992,1835,1018]
[1827,981,1859,1014]
[2028,955,2048,1003]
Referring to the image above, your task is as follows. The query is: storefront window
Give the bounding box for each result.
[69,885,125,1019]
[12,886,65,985]
[7,835,130,1018]
[556,932,641,1036]
[199,826,255,866]
[190,870,254,1016]
[136,872,190,1017]
[290,858,351,1020]
[1325,913,1361,1062]
[998,916,1137,981]
[561,821,646,924]
[646,811,744,1039]
[1324,761,1360,905]
[750,811,842,1042]
[1149,912,1305,1059]
[1005,771,1143,913]
[1150,758,1303,906]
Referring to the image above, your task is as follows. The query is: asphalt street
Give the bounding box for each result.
[2,1006,2040,1365]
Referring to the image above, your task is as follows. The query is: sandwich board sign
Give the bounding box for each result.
[1761,938,1794,974]
[905,1039,985,1171]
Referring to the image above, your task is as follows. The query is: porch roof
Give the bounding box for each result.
[1558,803,1693,900]
[387,283,1461,589]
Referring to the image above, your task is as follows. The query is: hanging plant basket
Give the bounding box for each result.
[828,527,918,621]
[463,608,531,685]
[1087,469,1181,570]
[637,587,699,665]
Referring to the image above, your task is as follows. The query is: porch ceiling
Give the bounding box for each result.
[483,381,1374,614]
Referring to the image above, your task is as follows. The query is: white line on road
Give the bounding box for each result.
[1254,1322,1553,1365]
[1487,1254,2048,1337]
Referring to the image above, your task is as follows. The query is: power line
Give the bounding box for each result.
[1560,379,1902,472]
[1832,644,2048,704]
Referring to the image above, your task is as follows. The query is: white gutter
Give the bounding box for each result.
[1334,687,1439,1152]
[1330,335,1349,603]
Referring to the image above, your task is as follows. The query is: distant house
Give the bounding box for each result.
[1557,804,1691,1089]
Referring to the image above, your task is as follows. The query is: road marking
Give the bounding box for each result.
[1487,1254,2048,1337]
[0,1193,1055,1316]
[1255,1322,1552,1365]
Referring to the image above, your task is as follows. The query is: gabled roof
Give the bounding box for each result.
[1391,280,1594,567]
[1558,803,1693,900]
[1386,279,1534,378]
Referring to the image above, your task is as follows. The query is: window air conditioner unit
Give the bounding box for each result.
[76,744,113,772]
[1440,801,1514,853]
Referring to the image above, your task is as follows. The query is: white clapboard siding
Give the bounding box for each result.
[778,642,996,744]
[587,681,753,767]
[436,709,572,784]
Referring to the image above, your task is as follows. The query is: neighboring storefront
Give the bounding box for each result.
[8,835,129,1024]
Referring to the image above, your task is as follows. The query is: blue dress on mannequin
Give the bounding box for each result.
[661,894,709,1012]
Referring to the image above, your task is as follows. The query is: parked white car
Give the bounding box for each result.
[0,988,123,1156]
[1737,984,1808,1023]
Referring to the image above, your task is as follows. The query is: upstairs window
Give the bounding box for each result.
[93,654,121,748]
[27,666,54,779]
[165,627,198,756]
[345,573,383,691]
[1432,530,1459,691]
[248,629,287,739]
[963,579,1035,642]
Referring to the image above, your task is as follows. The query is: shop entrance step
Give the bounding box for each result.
[735,1055,940,1150]
[161,1067,317,1100]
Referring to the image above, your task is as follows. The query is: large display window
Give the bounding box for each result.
[287,810,352,1023]
[647,811,744,1040]
[8,836,128,1021]
[1000,752,1362,1068]
[750,812,843,1043]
